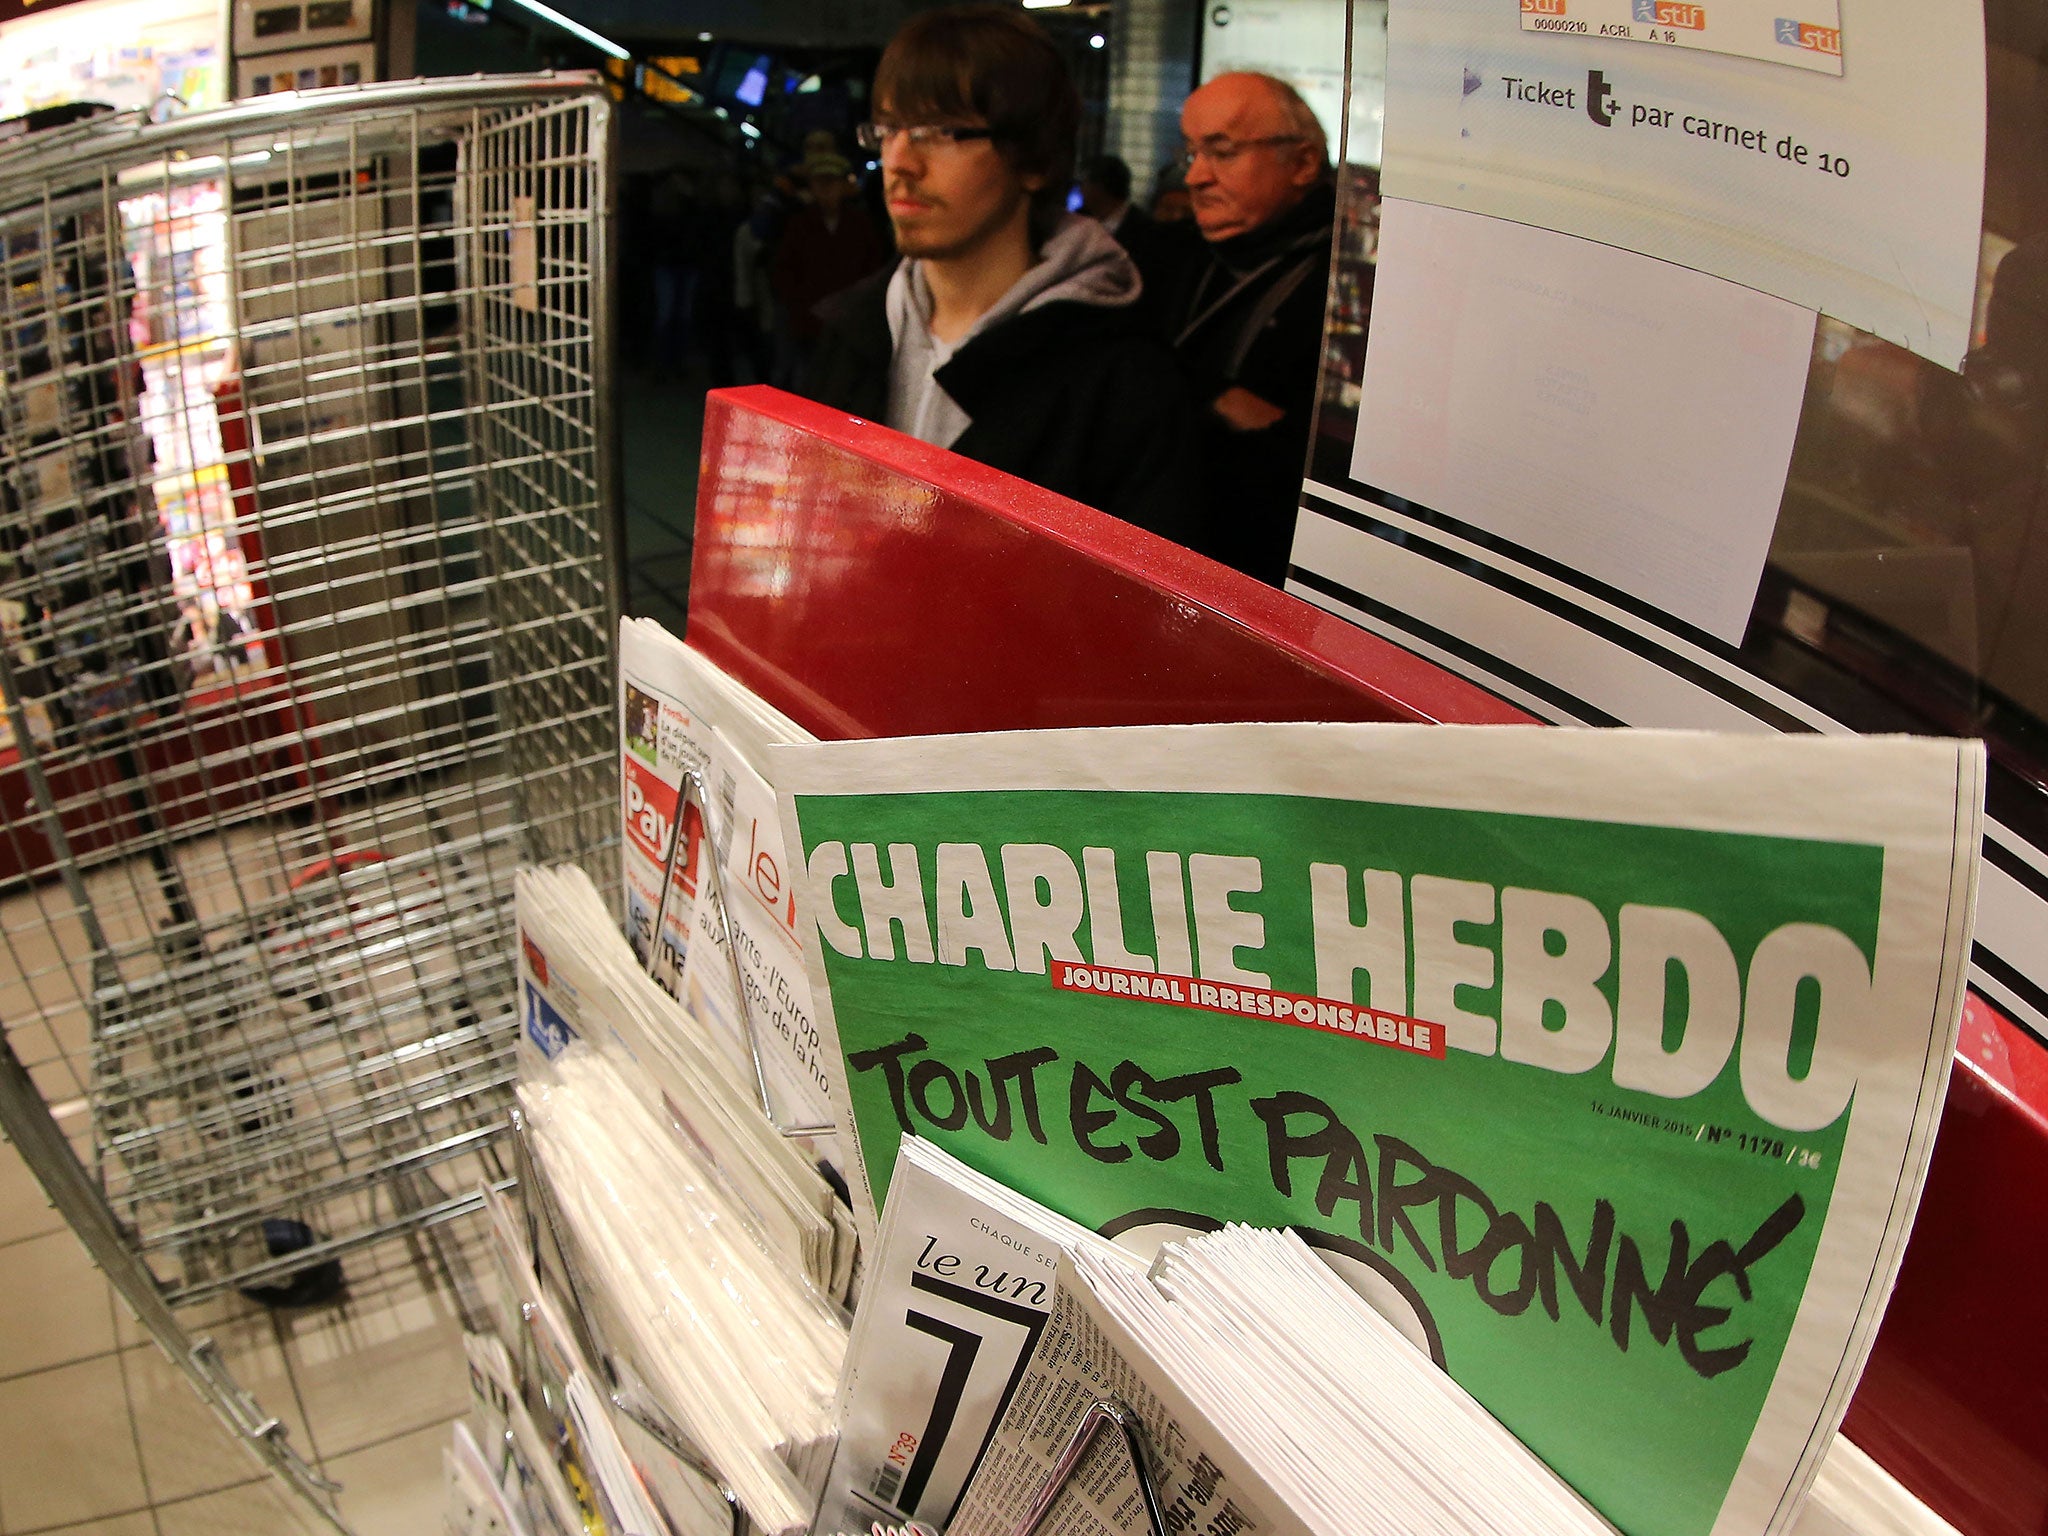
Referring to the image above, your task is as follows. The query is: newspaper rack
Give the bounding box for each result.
[678,384,2048,1536]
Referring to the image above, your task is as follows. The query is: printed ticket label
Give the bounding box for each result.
[1386,0,1983,368]
[1522,0,1843,76]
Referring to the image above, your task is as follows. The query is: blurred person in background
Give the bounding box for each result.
[732,176,780,384]
[618,170,656,370]
[1150,160,1194,223]
[771,148,888,387]
[804,3,1201,542]
[646,165,704,382]
[1158,71,1335,585]
[1078,152,1173,291]
[696,171,751,386]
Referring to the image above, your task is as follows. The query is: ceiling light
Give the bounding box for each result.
[1089,32,1105,47]
[499,0,630,59]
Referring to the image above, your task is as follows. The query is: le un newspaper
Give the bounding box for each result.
[770,723,1982,1536]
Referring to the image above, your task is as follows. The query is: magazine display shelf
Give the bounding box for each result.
[683,385,2047,1536]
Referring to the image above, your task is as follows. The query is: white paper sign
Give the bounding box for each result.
[1385,0,1984,366]
[1352,199,1813,643]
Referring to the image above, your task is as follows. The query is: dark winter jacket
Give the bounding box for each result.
[803,237,1205,546]
[771,201,887,345]
[1156,182,1337,586]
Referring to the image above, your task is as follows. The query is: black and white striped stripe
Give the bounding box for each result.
[1291,480,2048,1045]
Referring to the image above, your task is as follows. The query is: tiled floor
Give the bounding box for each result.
[0,816,498,1536]
[0,1127,483,1534]
[0,804,526,1536]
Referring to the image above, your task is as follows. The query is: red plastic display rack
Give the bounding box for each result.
[0,380,317,890]
[685,385,2047,1536]
[1846,996,2048,1536]
[0,685,310,886]
[686,386,1528,738]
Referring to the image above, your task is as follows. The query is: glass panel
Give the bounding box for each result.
[1308,0,2048,777]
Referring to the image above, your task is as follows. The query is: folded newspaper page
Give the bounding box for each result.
[948,1249,1297,1536]
[618,616,835,1136]
[817,1136,1137,1534]
[953,1225,1619,1536]
[774,723,1983,1536]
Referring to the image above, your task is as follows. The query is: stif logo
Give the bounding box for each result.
[1633,0,1707,26]
[1522,0,1567,13]
[1774,17,1842,53]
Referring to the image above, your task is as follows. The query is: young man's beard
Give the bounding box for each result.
[888,180,1032,263]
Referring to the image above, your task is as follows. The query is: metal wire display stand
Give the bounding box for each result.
[0,76,618,1524]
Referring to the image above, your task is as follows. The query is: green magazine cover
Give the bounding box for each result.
[773,724,1981,1536]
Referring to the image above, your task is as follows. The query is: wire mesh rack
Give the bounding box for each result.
[0,75,618,1523]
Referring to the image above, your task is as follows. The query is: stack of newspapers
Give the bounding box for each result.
[822,1143,1965,1536]
[818,1139,1609,1536]
[446,1179,739,1536]
[949,1224,1616,1536]
[815,1138,1138,1534]
[617,616,835,1146]
[516,863,854,1298]
[457,861,851,1536]
[772,720,1988,1536]
[473,628,1983,1536]
[518,1046,845,1532]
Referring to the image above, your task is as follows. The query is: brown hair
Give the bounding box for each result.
[874,3,1079,245]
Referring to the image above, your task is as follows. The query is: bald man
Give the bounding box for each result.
[1158,72,1335,587]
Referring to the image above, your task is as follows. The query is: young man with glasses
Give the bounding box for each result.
[804,4,1200,543]
[1156,72,1337,587]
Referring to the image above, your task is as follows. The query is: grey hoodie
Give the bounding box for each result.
[884,214,1143,449]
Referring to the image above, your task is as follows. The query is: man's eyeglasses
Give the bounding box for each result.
[855,121,999,152]
[1174,134,1306,171]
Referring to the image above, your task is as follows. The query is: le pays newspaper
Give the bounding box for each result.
[617,618,837,1138]
[774,723,1982,1536]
